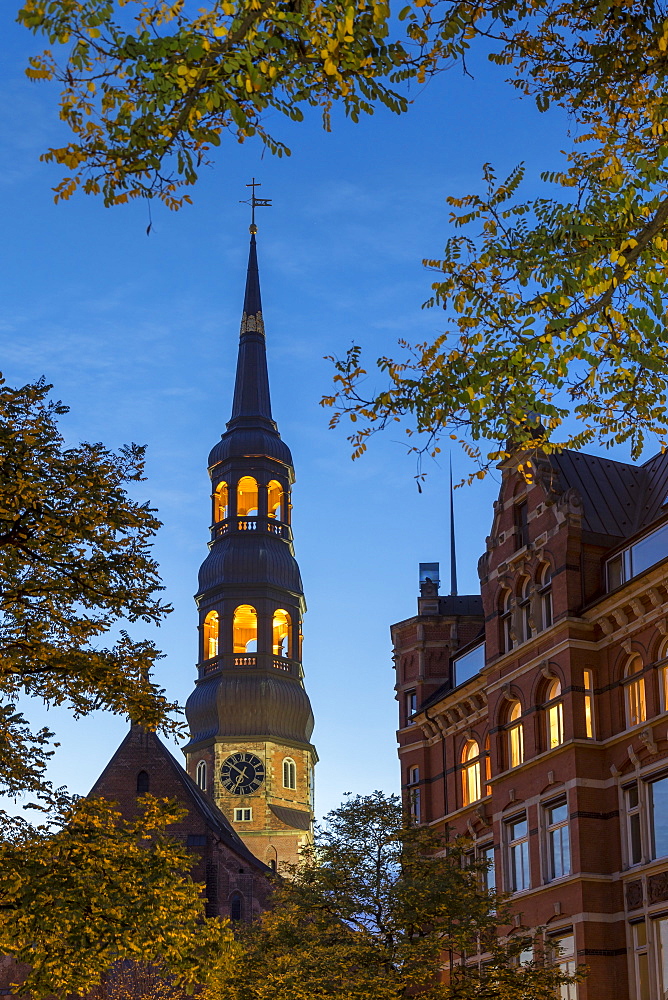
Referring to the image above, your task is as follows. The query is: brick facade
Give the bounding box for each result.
[394,447,668,999]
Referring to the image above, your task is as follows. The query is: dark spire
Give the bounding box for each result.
[229,231,273,429]
[449,455,458,597]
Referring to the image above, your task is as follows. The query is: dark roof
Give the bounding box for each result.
[269,804,312,831]
[549,448,668,540]
[437,595,483,616]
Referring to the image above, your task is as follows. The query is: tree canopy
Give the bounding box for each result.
[17,0,668,470]
[213,792,580,1000]
[0,377,228,996]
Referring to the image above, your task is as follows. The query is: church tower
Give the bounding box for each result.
[184,222,317,871]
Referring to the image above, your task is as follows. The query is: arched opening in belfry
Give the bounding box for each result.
[237,476,258,517]
[272,609,291,657]
[233,604,257,653]
[203,611,219,659]
[267,480,282,520]
[214,482,228,521]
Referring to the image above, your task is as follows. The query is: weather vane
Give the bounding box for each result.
[240,178,272,234]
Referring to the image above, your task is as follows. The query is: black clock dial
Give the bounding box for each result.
[220,752,265,795]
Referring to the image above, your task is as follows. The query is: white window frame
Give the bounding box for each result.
[234,807,252,822]
[505,814,530,893]
[282,757,296,790]
[196,759,207,791]
[544,797,570,881]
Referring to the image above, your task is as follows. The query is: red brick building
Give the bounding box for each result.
[90,725,271,922]
[393,447,668,999]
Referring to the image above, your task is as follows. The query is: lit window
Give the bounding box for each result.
[517,577,532,643]
[214,481,228,521]
[267,480,282,520]
[550,933,577,1000]
[484,734,492,797]
[515,499,529,549]
[203,610,219,660]
[461,740,482,806]
[625,656,646,728]
[583,669,594,738]
[406,690,417,725]
[196,760,207,791]
[237,476,258,517]
[136,770,149,795]
[282,758,296,790]
[545,678,564,749]
[234,808,252,822]
[632,921,650,1000]
[545,799,570,880]
[538,564,553,629]
[499,590,513,653]
[507,700,524,768]
[272,609,291,657]
[233,604,257,654]
[506,815,530,892]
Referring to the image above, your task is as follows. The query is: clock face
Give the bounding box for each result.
[220,752,265,795]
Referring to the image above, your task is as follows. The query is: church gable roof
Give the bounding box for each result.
[89,725,268,873]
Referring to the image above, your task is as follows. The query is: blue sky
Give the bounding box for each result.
[0,9,637,819]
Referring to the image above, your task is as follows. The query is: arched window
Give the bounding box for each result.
[659,640,668,712]
[214,482,228,522]
[136,770,149,795]
[267,480,283,520]
[282,757,296,790]
[229,892,243,921]
[545,678,564,749]
[538,564,553,630]
[506,700,524,768]
[484,734,492,797]
[196,760,207,791]
[518,577,532,643]
[461,739,482,806]
[203,610,219,660]
[500,590,513,653]
[233,604,257,654]
[272,609,291,657]
[625,656,646,728]
[237,476,258,517]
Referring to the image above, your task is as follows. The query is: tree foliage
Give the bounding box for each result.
[212,792,580,1000]
[0,795,239,998]
[323,1,668,473]
[0,377,217,996]
[17,0,408,209]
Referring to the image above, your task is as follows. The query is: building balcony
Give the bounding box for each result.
[210,515,292,542]
[199,651,302,679]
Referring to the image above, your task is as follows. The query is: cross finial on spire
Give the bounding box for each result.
[240,177,272,234]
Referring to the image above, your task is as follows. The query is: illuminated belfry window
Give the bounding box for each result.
[214,482,228,521]
[237,476,258,516]
[273,609,291,657]
[545,678,564,749]
[233,604,257,653]
[203,611,219,659]
[461,739,482,806]
[267,480,282,520]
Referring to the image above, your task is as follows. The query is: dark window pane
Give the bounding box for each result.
[630,814,642,865]
[652,776,668,858]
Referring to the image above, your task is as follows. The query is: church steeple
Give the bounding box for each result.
[229,233,273,429]
[184,222,316,873]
